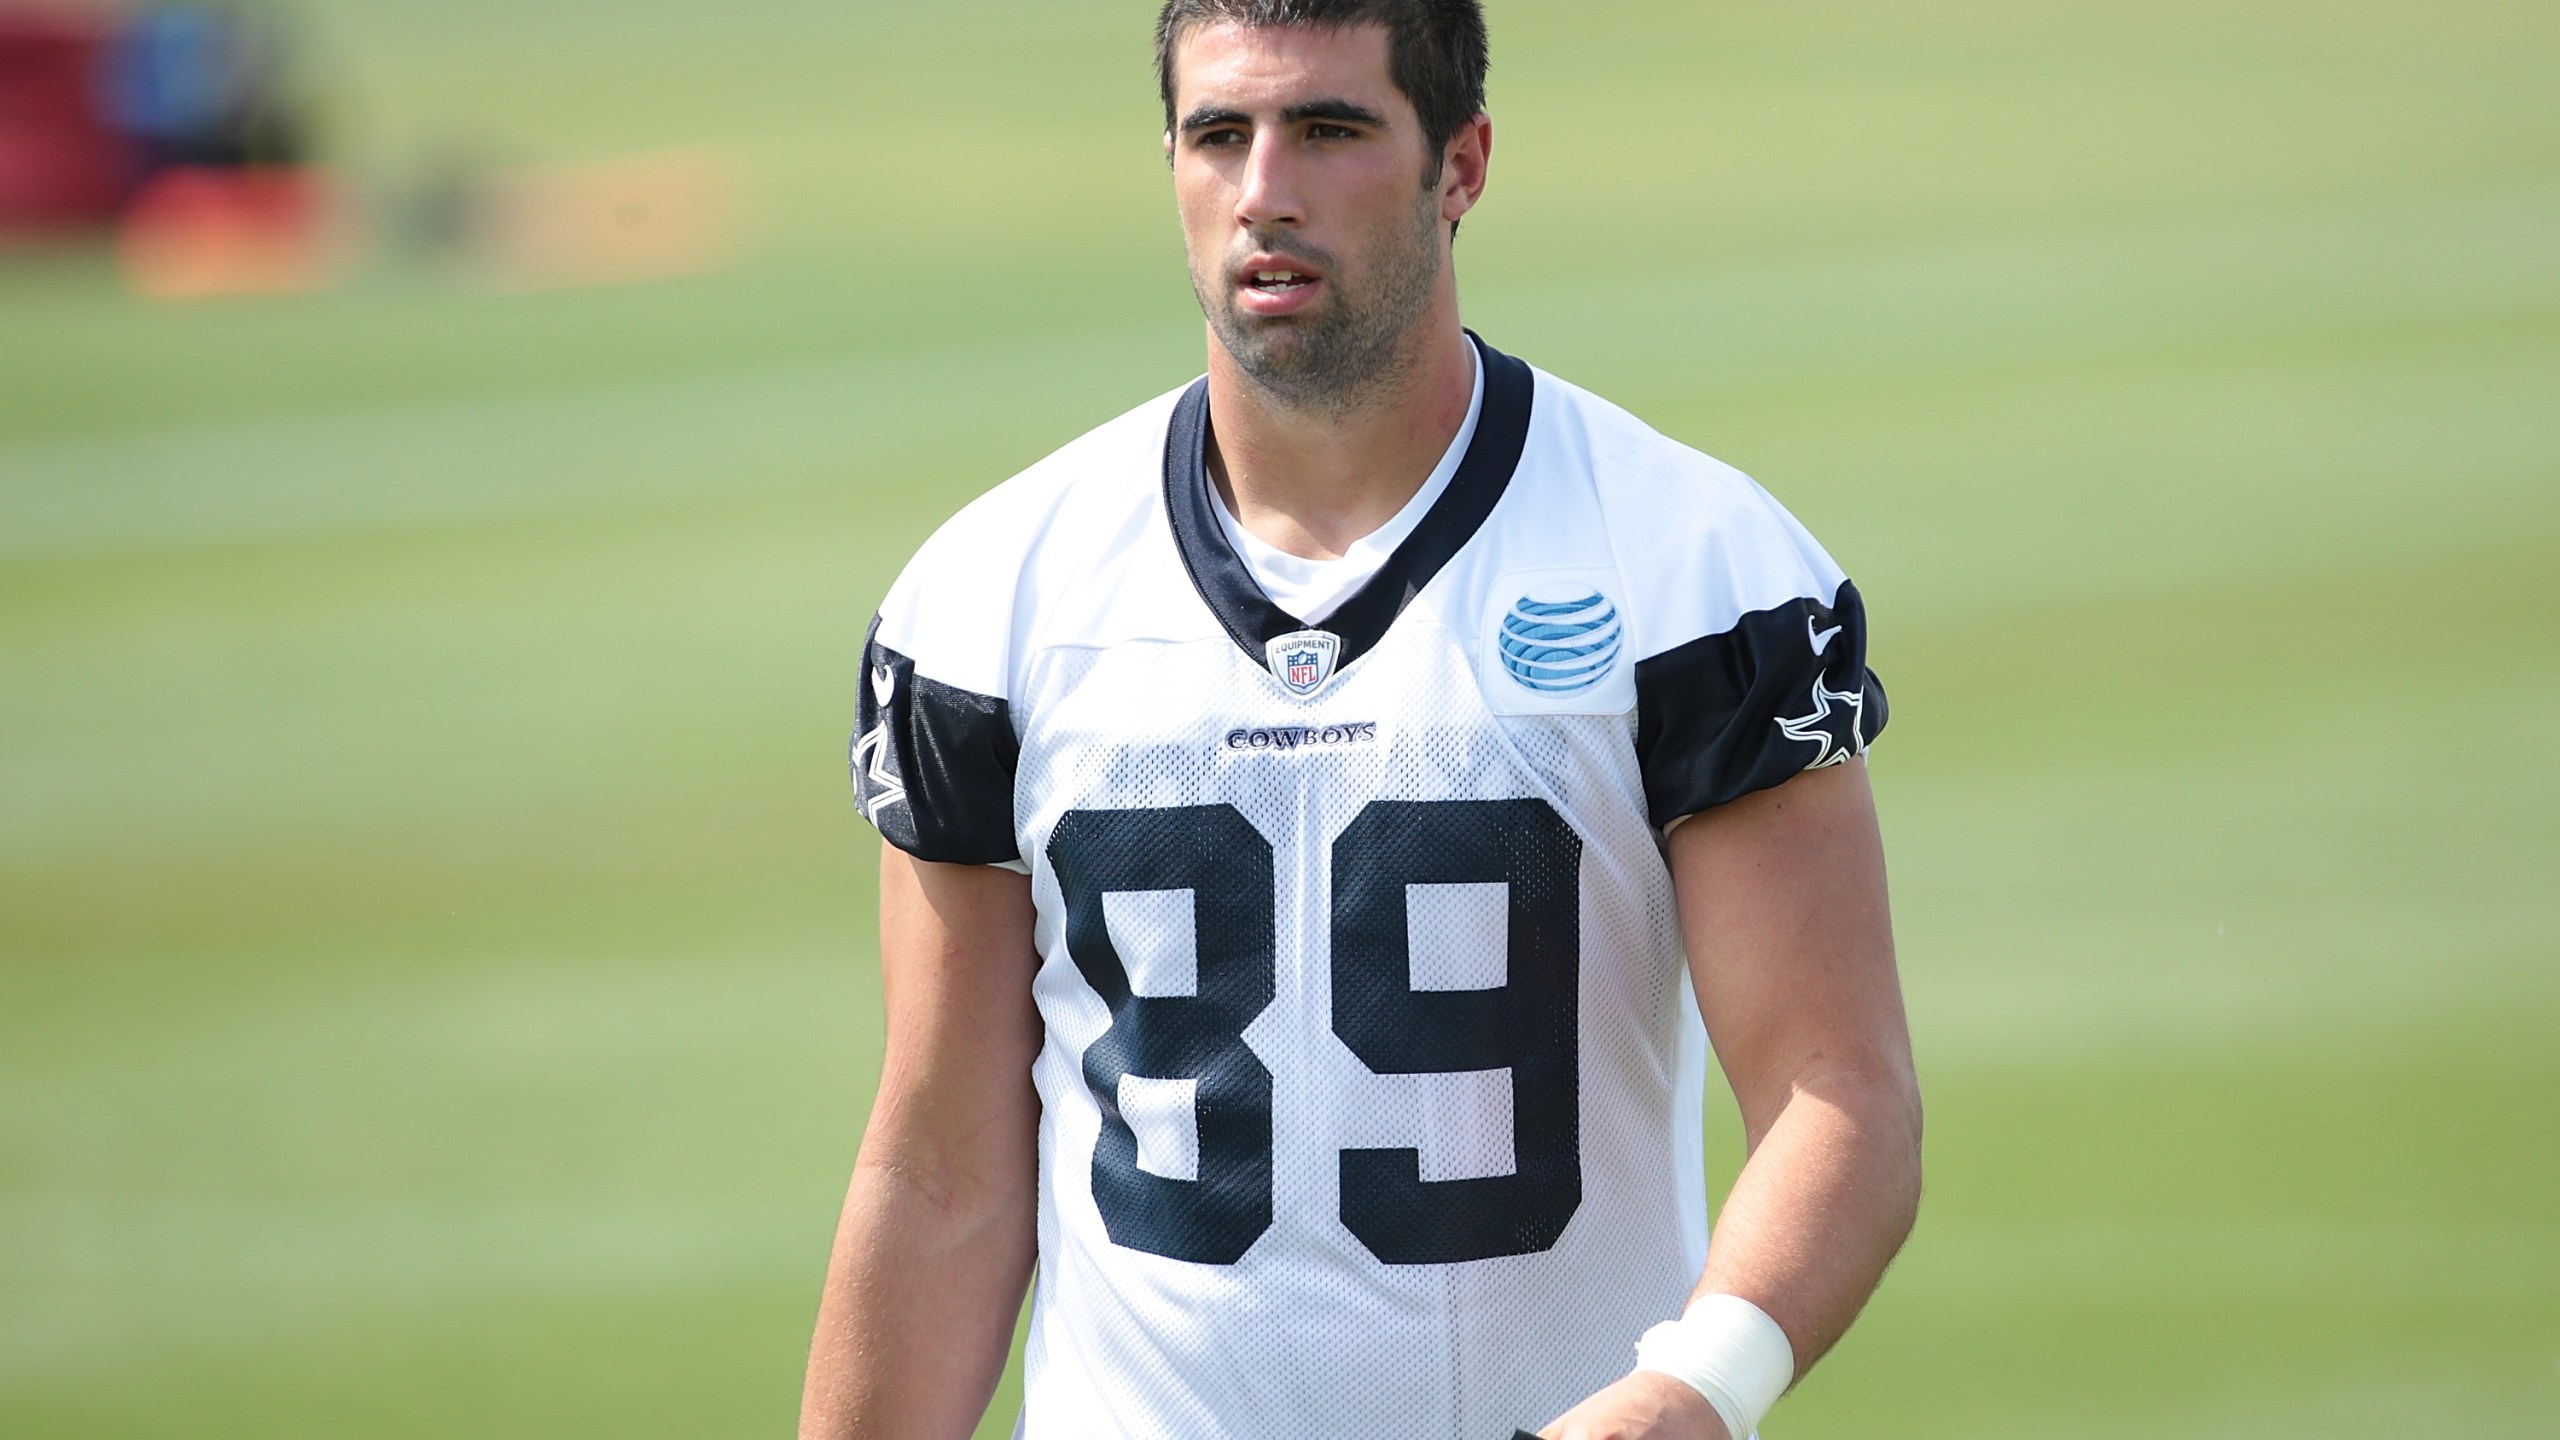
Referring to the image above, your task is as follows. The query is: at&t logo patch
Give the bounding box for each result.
[1497,588,1623,694]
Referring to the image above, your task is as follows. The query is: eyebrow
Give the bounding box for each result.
[1177,97,1392,134]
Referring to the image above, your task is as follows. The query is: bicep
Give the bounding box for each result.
[1667,761,1909,1143]
[862,847,1043,1187]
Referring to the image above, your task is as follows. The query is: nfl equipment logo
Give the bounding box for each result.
[1264,628,1341,698]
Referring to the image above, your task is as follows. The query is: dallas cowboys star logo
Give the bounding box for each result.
[850,664,907,816]
[1774,671,1868,769]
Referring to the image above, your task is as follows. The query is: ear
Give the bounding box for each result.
[1163,129,1176,168]
[1439,112,1492,225]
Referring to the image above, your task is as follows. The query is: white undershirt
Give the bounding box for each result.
[1210,346,1485,625]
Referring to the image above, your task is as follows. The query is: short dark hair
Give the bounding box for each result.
[1154,0,1489,173]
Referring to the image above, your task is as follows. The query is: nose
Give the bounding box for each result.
[1234,130,1303,230]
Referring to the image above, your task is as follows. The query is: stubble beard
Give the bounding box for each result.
[1194,187,1446,418]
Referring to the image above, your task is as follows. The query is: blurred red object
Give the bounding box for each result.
[116,164,343,297]
[0,5,130,236]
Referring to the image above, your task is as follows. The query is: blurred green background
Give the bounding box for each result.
[4,0,2555,1435]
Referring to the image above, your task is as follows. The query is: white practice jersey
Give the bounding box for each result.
[851,335,1885,1440]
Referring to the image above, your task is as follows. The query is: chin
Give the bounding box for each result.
[1218,315,1312,362]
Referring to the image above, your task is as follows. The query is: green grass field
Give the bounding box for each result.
[4,1,2555,1435]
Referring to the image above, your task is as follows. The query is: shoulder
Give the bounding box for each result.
[1524,369,1849,664]
[873,381,1193,697]
[1510,362,1885,826]
[853,383,1194,866]
[1510,364,1865,678]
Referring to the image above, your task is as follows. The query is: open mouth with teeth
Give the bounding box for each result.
[1247,269,1317,291]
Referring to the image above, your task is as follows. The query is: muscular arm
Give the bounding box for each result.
[1680,758,1920,1370]
[1546,760,1920,1438]
[799,850,1044,1440]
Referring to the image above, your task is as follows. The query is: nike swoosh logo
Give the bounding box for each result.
[1807,617,1842,655]
[871,665,897,707]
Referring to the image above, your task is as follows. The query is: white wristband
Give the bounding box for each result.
[1632,1294,1795,1440]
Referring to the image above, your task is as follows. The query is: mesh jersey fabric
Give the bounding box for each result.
[850,336,1884,1439]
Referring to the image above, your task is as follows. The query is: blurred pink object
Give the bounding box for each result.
[116,163,345,297]
[0,5,129,236]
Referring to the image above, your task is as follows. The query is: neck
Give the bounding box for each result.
[1203,312,1476,562]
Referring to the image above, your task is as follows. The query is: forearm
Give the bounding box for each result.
[799,1151,1035,1440]
[1694,1058,1922,1379]
[1537,1065,1916,1440]
[802,853,1042,1440]
[1669,762,1919,1388]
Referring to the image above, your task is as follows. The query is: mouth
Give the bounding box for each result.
[1243,268,1318,293]
[1233,254,1326,316]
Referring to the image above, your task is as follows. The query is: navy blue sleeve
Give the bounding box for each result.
[1631,580,1888,828]
[851,616,1022,865]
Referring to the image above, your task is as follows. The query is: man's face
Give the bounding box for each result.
[1166,22,1460,411]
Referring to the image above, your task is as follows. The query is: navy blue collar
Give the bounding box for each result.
[1162,331,1536,673]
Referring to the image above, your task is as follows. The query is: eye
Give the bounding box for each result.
[1195,127,1247,148]
[1308,123,1359,140]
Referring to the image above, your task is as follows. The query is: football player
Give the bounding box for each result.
[801,4,1921,1437]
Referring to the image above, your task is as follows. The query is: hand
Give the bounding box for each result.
[1535,1370,1731,1440]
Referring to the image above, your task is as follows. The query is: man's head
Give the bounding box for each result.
[1157,1,1491,414]
[1156,0,1488,188]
